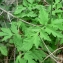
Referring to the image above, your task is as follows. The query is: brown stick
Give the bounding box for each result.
[4,56,8,63]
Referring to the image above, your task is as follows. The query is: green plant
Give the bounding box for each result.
[0,0,63,63]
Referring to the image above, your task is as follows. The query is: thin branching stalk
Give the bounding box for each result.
[39,36,58,63]
[0,7,42,27]
[43,47,63,62]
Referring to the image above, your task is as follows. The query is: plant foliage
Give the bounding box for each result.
[0,0,63,63]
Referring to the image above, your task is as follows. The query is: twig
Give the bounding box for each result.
[14,48,16,63]
[4,20,7,28]
[0,11,3,15]
[4,56,8,63]
[9,48,14,62]
[0,8,14,17]
[19,19,41,26]
[16,0,18,6]
[0,7,42,27]
[43,47,63,62]
[39,36,58,63]
[3,58,14,61]
[7,12,11,22]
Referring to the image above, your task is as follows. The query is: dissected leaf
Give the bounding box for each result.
[11,22,18,34]
[16,54,26,63]
[21,39,33,51]
[0,45,8,56]
[33,33,40,48]
[60,38,63,44]
[40,30,51,41]
[55,0,60,4]
[13,34,22,51]
[51,24,63,30]
[51,19,63,24]
[27,0,34,4]
[38,6,48,25]
[45,26,63,38]
[14,5,26,14]
[1,28,12,35]
[24,52,36,63]
[31,49,46,60]
[26,11,37,17]
[2,35,12,41]
[23,0,28,6]
[0,32,7,36]
[0,28,12,41]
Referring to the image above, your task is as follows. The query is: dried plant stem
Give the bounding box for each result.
[14,48,16,63]
[43,47,63,62]
[4,56,8,63]
[0,7,42,27]
[39,36,58,63]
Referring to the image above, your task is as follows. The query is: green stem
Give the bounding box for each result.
[50,0,53,23]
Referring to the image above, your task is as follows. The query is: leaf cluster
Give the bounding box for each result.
[0,0,63,63]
